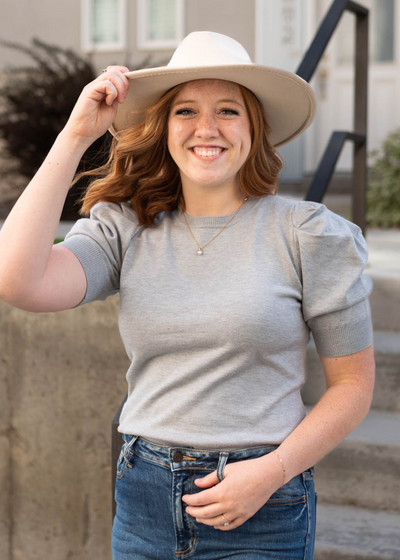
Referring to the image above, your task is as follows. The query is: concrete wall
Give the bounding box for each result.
[0,296,129,560]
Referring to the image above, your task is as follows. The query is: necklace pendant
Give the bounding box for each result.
[197,249,203,255]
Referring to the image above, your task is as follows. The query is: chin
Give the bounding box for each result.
[189,175,233,188]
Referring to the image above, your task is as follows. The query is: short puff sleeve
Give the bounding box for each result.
[292,201,374,357]
[58,201,141,308]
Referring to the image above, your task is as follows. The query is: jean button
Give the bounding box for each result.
[172,451,183,462]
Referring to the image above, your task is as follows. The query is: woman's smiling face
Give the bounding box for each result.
[167,79,252,192]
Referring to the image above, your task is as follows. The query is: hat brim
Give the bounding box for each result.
[109,64,317,148]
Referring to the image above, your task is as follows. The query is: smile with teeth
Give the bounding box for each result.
[191,147,225,157]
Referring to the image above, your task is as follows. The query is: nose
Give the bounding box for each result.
[194,112,219,138]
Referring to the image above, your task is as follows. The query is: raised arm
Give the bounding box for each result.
[0,66,130,312]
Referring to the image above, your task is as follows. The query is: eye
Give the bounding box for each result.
[220,108,239,116]
[175,108,194,116]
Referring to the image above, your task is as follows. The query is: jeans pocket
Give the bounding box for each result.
[261,472,307,508]
[262,493,306,507]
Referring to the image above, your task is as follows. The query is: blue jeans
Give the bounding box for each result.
[112,434,317,559]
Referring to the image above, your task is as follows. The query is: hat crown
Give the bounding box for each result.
[168,31,253,68]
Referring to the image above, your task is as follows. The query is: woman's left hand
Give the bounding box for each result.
[181,452,284,531]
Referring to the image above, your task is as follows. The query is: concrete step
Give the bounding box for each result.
[302,331,400,413]
[314,503,400,560]
[304,406,400,512]
[367,274,400,332]
[365,229,400,331]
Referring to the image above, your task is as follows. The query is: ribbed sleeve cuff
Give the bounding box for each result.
[313,317,374,357]
[59,235,118,307]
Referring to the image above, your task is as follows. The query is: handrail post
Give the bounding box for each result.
[353,6,369,236]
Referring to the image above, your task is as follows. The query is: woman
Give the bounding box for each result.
[0,32,375,559]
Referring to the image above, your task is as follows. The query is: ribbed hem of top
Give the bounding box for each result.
[313,318,374,357]
[174,196,261,228]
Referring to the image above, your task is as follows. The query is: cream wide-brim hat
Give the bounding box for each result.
[109,31,317,148]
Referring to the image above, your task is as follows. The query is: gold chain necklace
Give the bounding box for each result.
[182,197,249,255]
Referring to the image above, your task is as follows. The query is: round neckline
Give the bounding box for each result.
[174,196,260,228]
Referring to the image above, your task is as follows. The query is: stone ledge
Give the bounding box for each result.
[314,503,400,560]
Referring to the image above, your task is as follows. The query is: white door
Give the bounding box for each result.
[255,0,311,182]
[312,0,399,173]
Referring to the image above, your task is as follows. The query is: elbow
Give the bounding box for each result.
[0,276,15,304]
[0,277,34,310]
[355,369,375,419]
[366,370,376,414]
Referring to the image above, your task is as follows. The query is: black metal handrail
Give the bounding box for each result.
[297,0,369,235]
[111,0,369,523]
[304,131,365,203]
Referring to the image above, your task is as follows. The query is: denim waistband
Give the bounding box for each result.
[120,433,284,475]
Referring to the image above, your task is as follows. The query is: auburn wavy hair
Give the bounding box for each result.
[73,80,284,226]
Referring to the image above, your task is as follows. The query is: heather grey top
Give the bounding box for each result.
[59,195,374,449]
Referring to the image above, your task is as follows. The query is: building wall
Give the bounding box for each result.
[185,0,256,60]
[0,0,82,67]
[0,0,256,73]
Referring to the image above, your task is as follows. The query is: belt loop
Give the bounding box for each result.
[217,452,229,483]
[123,435,138,461]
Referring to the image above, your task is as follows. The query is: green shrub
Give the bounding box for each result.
[0,37,109,220]
[367,128,400,228]
[0,38,159,221]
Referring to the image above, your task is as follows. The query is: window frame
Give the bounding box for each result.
[137,0,185,51]
[81,0,127,53]
[336,0,396,65]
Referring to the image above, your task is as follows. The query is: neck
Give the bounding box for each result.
[180,186,247,217]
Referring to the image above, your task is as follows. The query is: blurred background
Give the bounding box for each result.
[0,1,399,559]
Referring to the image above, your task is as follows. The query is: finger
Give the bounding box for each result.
[216,519,242,531]
[196,514,239,529]
[100,66,130,90]
[89,79,119,106]
[194,470,220,488]
[182,486,219,506]
[93,70,129,105]
[103,65,130,74]
[185,502,223,519]
[99,71,127,103]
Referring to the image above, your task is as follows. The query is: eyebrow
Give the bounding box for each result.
[172,98,244,107]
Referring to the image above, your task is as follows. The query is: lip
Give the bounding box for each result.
[189,146,227,161]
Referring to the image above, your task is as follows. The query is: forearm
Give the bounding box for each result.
[0,130,89,297]
[263,383,373,485]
